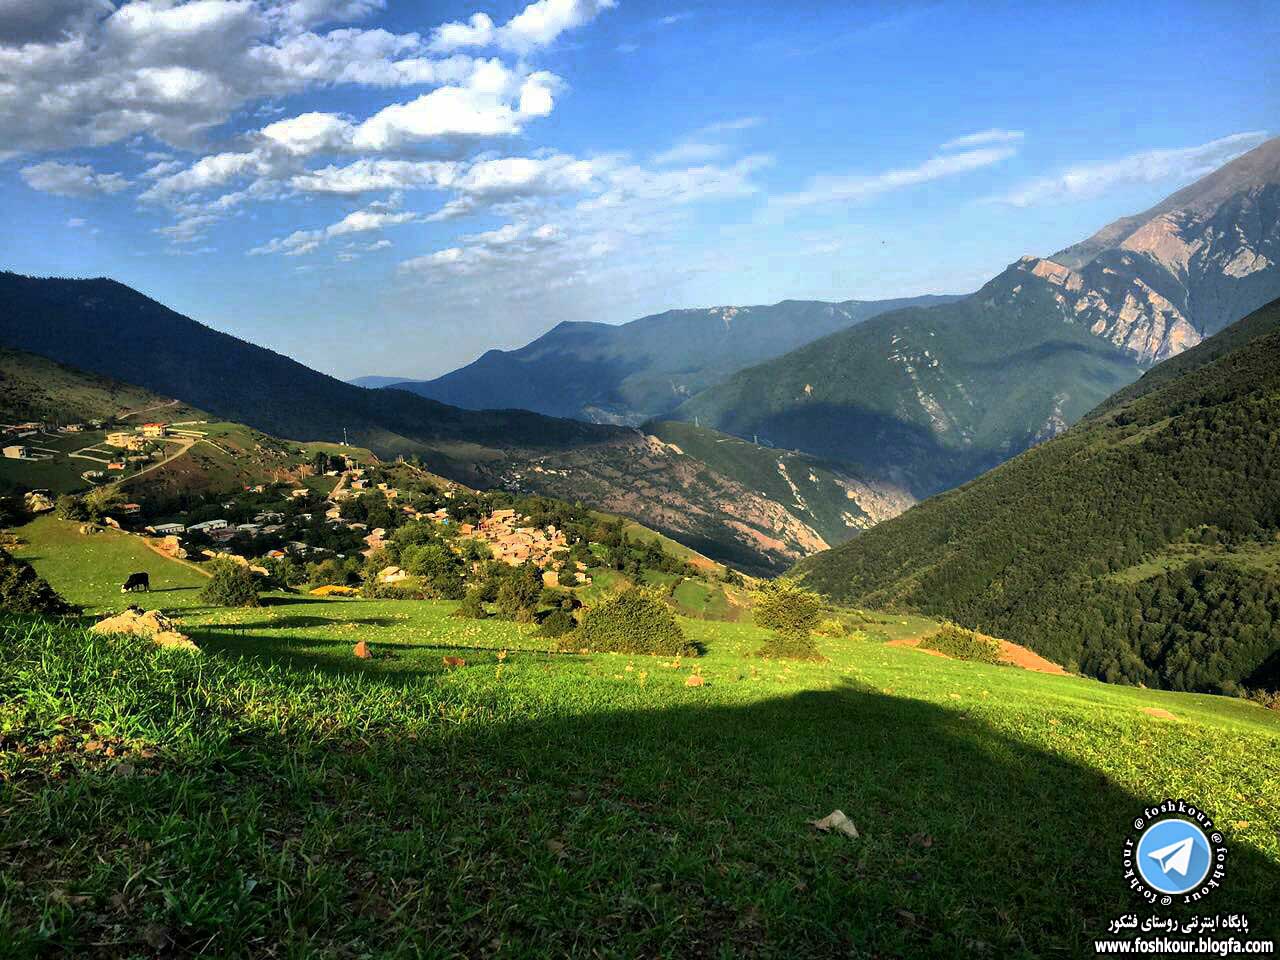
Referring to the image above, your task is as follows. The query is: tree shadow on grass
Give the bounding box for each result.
[8,677,1279,958]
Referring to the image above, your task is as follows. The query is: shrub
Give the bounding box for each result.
[453,587,490,620]
[753,580,824,636]
[0,548,76,615]
[571,587,695,657]
[752,580,825,660]
[200,560,260,608]
[814,617,849,638]
[361,581,428,600]
[919,624,1003,664]
[537,608,576,638]
[755,632,824,661]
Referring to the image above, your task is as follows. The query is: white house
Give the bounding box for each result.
[150,522,186,535]
[188,519,229,533]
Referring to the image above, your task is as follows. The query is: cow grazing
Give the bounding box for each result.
[121,572,150,593]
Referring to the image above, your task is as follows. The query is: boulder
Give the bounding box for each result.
[378,565,408,584]
[24,491,54,514]
[91,609,199,653]
[154,535,187,559]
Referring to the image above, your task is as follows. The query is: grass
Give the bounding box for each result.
[2,519,1279,957]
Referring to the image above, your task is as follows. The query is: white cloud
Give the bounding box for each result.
[653,142,730,166]
[261,111,356,154]
[290,158,460,194]
[430,0,616,55]
[20,160,130,197]
[775,146,1016,208]
[250,200,420,255]
[653,117,763,167]
[66,217,88,228]
[941,128,1024,151]
[276,0,386,30]
[399,153,771,292]
[991,131,1269,207]
[0,0,494,155]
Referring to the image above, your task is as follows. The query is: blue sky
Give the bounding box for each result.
[0,0,1275,380]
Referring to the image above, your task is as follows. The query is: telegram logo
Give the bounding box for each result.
[1136,819,1211,895]
[1124,800,1228,904]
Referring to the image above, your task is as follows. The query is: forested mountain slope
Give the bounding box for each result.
[675,138,1280,497]
[385,295,961,424]
[675,264,1144,496]
[794,297,1280,693]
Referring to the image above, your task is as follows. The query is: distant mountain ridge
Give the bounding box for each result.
[673,136,1280,496]
[380,295,963,424]
[793,296,1280,693]
[0,272,906,572]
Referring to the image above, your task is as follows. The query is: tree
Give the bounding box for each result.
[752,580,825,660]
[0,549,76,614]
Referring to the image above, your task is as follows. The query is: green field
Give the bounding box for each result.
[3,518,1279,957]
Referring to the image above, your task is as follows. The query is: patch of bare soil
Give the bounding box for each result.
[888,633,1069,676]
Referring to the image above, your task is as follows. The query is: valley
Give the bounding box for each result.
[2,10,1279,952]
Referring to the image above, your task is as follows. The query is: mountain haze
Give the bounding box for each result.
[383,295,962,424]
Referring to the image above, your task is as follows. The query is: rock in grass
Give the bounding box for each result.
[353,641,372,660]
[91,609,199,653]
[809,810,859,839]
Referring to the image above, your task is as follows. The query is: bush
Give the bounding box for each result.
[571,587,695,656]
[814,617,849,638]
[360,581,428,600]
[755,632,824,661]
[919,624,1003,664]
[453,587,489,620]
[537,608,576,638]
[752,580,825,659]
[0,548,76,615]
[200,560,260,608]
[753,580,824,636]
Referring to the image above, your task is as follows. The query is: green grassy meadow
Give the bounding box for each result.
[2,518,1279,957]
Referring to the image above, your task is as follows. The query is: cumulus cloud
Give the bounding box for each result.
[0,0,499,154]
[275,0,386,30]
[429,0,616,54]
[775,145,1016,208]
[990,131,1269,207]
[20,160,130,197]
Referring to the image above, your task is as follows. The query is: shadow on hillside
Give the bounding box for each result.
[216,615,406,631]
[193,627,563,675]
[35,673,1278,957]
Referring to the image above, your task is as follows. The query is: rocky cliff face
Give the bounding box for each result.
[1038,138,1280,362]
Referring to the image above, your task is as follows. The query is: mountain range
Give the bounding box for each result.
[368,295,962,425]
[1,138,1277,579]
[674,137,1280,494]
[0,273,907,573]
[358,137,1280,503]
[795,295,1280,693]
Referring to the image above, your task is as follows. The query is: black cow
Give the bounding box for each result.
[121,572,150,593]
